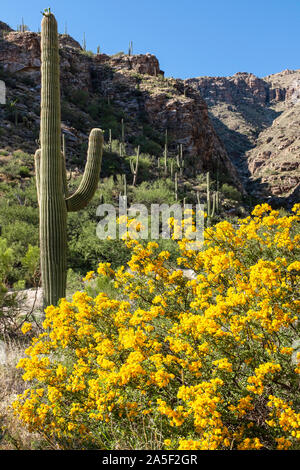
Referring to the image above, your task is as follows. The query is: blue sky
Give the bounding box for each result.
[2,0,299,79]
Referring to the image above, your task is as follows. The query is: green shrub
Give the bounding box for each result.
[18,166,31,178]
[132,179,176,207]
[221,183,242,202]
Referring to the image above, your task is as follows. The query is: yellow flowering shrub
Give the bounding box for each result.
[13,204,300,450]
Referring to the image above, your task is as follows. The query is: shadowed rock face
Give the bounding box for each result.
[186,70,300,204]
[0,26,241,188]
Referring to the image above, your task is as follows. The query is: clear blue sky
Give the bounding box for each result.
[2,0,299,79]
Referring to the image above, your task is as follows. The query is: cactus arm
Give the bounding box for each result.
[210,192,216,219]
[65,128,103,212]
[34,149,41,205]
[132,146,140,186]
[129,158,134,174]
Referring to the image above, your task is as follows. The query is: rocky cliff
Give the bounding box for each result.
[1,21,298,205]
[0,23,240,188]
[186,70,300,206]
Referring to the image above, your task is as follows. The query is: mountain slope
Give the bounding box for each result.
[0,23,240,189]
[186,70,300,206]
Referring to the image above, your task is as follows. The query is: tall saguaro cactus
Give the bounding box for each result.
[36,11,103,307]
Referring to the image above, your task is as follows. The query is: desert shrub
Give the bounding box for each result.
[221,183,242,202]
[66,269,84,298]
[132,179,175,207]
[21,245,40,286]
[12,204,300,450]
[61,101,90,132]
[0,239,39,337]
[67,89,89,110]
[126,153,152,183]
[0,238,14,283]
[68,218,131,273]
[132,135,162,156]
[18,166,31,178]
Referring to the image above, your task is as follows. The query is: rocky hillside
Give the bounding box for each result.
[0,21,299,207]
[0,22,241,189]
[186,70,300,207]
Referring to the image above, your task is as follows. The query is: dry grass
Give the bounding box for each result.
[0,336,49,450]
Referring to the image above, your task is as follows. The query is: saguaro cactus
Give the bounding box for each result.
[174,172,178,201]
[176,144,185,177]
[36,11,103,307]
[130,145,140,187]
[164,130,168,176]
[206,171,216,225]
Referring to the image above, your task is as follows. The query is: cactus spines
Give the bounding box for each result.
[37,12,103,307]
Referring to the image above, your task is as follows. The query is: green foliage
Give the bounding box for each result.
[85,274,120,299]
[221,183,242,202]
[0,238,14,282]
[132,179,176,207]
[21,245,40,285]
[18,166,31,178]
[132,134,162,156]
[66,89,89,110]
[66,268,84,296]
[68,218,131,272]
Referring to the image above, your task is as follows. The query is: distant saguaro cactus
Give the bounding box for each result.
[130,146,140,187]
[164,130,168,177]
[176,144,185,177]
[206,171,216,225]
[35,11,103,307]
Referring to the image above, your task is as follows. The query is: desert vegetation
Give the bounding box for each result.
[0,10,299,452]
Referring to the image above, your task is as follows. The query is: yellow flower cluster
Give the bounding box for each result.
[13,204,300,450]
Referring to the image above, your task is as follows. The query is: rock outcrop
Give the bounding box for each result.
[0,24,241,188]
[1,21,298,202]
[187,70,300,205]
